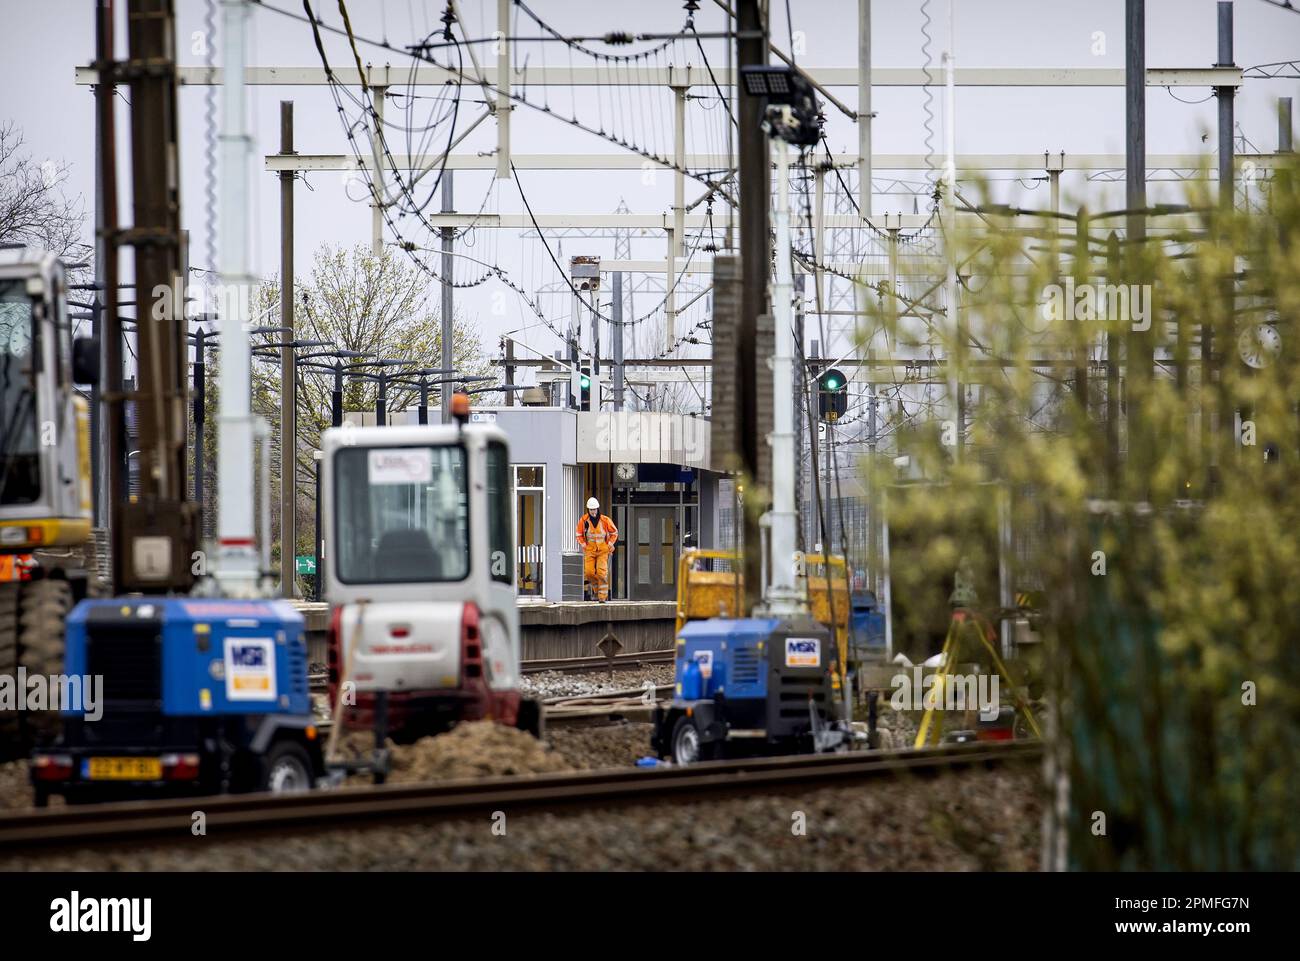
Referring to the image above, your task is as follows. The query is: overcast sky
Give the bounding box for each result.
[3,0,1297,371]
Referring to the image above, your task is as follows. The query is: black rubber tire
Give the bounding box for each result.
[17,578,72,746]
[258,741,315,794]
[515,698,544,740]
[670,715,717,765]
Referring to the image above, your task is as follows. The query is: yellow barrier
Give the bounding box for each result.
[675,549,742,634]
[675,548,851,687]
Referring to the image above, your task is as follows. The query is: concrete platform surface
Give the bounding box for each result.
[518,600,677,627]
[293,598,678,664]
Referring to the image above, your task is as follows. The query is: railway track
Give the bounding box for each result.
[543,683,675,724]
[306,651,675,692]
[0,740,1041,851]
[521,649,675,674]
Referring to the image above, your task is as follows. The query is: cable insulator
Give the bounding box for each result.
[603,32,633,45]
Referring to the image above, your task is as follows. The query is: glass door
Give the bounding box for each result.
[631,506,678,601]
[514,466,545,596]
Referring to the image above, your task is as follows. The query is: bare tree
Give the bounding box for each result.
[0,122,91,281]
[237,243,491,567]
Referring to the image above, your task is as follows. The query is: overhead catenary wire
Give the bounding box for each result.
[288,0,735,376]
[304,0,724,350]
[260,0,737,197]
[512,161,714,330]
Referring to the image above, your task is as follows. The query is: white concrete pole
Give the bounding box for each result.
[667,83,687,348]
[944,0,961,459]
[765,140,803,615]
[371,81,386,255]
[216,0,258,593]
[497,0,511,179]
[859,0,872,216]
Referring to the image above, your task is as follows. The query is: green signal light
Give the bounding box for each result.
[580,374,591,389]
[824,376,841,390]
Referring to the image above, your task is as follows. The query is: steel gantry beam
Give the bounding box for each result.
[76,64,1246,88]
[264,152,1290,173]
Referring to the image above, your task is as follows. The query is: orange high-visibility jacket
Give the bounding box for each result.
[576,513,619,554]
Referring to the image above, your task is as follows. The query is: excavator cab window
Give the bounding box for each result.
[0,280,40,505]
[333,444,469,585]
[50,274,70,387]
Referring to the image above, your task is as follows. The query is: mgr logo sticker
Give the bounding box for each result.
[224,637,277,701]
[693,650,714,679]
[785,637,820,668]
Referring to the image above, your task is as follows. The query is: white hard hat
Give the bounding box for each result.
[586,497,600,510]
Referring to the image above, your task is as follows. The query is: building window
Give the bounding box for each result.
[661,514,675,586]
[636,514,651,585]
[515,464,545,595]
[562,465,579,547]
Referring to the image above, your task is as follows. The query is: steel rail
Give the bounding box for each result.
[0,741,1040,851]
[521,650,676,674]
[543,684,674,706]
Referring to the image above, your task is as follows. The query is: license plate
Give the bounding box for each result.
[84,757,163,780]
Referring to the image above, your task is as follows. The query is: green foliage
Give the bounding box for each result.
[246,244,489,564]
[860,162,1300,869]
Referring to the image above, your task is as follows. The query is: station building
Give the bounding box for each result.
[375,405,723,603]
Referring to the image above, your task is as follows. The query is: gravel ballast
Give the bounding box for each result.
[0,705,930,810]
[0,760,40,811]
[0,764,1042,871]
[521,665,672,701]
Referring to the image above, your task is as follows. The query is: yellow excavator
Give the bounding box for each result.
[0,247,98,757]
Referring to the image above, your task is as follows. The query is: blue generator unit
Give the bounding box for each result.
[30,597,325,805]
[850,590,886,655]
[650,615,845,764]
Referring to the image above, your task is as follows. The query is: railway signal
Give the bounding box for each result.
[818,367,848,422]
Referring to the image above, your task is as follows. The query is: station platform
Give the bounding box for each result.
[516,599,677,660]
[291,598,677,665]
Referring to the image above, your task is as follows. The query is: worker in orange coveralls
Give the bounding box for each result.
[576,497,618,602]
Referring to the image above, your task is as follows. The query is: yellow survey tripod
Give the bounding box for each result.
[913,607,1043,748]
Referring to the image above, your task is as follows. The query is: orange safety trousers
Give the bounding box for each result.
[577,513,618,600]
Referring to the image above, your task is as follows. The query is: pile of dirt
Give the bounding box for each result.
[546,721,655,770]
[384,722,571,782]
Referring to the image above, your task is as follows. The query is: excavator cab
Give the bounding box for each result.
[0,247,97,759]
[320,416,539,745]
[0,247,94,555]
